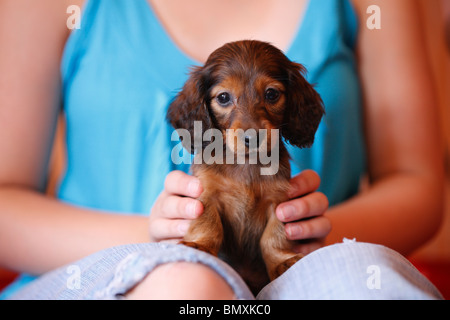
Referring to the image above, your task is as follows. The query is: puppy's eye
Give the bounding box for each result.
[265,88,280,103]
[216,92,232,106]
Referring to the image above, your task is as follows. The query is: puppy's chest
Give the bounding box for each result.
[192,165,290,291]
[193,166,289,249]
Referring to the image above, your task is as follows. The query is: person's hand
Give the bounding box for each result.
[276,170,330,255]
[149,171,204,243]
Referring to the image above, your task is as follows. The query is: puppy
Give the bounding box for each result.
[167,40,324,293]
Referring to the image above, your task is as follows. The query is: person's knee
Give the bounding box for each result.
[126,262,236,300]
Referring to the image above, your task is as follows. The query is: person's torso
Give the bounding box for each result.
[59,0,365,213]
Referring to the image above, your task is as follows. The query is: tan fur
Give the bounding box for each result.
[168,40,324,294]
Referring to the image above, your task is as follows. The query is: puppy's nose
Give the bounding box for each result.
[244,135,259,148]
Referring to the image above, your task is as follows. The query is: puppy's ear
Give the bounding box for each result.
[167,67,214,153]
[282,63,325,148]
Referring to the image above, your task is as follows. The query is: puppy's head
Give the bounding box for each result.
[167,40,324,155]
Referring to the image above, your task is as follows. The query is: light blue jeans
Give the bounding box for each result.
[7,240,443,300]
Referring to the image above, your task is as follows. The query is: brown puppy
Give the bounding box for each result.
[167,40,324,293]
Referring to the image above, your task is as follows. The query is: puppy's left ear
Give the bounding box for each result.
[282,62,325,148]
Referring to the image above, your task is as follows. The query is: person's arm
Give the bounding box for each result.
[324,0,444,255]
[276,0,444,257]
[0,0,209,277]
[0,0,150,276]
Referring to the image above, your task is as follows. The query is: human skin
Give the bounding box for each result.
[0,0,443,299]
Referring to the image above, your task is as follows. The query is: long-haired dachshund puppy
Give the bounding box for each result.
[167,40,324,293]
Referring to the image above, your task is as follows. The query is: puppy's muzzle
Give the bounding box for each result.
[244,134,260,149]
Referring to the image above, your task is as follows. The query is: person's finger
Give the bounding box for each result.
[164,170,203,198]
[161,195,203,219]
[284,216,332,241]
[160,239,183,245]
[287,170,321,199]
[276,191,329,222]
[149,218,192,242]
[292,240,323,256]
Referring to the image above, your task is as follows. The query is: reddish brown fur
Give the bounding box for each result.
[167,40,324,294]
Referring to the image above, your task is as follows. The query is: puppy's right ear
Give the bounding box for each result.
[282,62,324,148]
[167,67,214,153]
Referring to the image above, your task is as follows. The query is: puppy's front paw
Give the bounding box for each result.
[179,240,218,256]
[273,254,304,279]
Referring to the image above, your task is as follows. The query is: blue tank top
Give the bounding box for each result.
[1,0,365,298]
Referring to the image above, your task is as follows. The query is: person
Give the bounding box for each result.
[0,0,444,300]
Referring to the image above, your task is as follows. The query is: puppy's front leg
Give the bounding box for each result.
[179,200,223,256]
[260,205,304,280]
